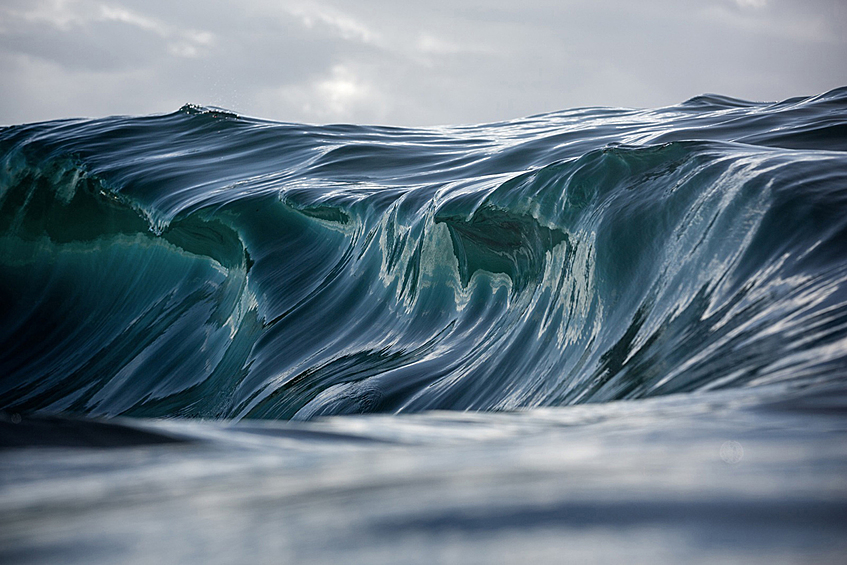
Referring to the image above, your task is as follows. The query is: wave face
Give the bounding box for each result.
[2,89,847,420]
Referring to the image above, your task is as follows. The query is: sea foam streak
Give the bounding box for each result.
[2,89,847,420]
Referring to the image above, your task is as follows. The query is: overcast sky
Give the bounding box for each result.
[1,0,845,126]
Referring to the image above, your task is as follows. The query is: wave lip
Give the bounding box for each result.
[2,88,847,419]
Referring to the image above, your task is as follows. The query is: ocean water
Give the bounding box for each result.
[2,88,847,563]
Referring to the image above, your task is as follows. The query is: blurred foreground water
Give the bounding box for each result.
[3,384,847,564]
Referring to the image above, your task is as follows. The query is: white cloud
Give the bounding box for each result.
[288,2,379,45]
[734,0,768,8]
[700,2,839,44]
[1,0,216,59]
[98,4,165,34]
[415,33,491,56]
[4,0,93,30]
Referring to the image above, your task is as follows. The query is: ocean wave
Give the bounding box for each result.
[2,88,847,419]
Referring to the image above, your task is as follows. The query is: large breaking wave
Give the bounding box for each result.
[2,88,847,420]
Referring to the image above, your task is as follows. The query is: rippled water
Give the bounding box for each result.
[2,88,847,563]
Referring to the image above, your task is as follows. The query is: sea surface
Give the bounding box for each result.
[2,88,847,563]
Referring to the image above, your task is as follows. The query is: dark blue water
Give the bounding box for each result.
[2,89,847,563]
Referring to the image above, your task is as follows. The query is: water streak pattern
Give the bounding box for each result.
[2,88,847,420]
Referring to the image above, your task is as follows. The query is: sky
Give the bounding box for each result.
[0,0,845,126]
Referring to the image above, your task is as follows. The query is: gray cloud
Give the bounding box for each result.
[0,0,845,126]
